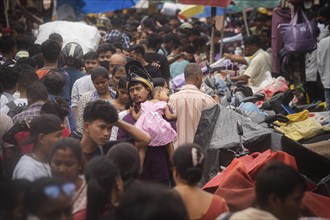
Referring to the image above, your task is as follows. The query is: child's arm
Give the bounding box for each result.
[164,105,177,120]
[130,107,141,121]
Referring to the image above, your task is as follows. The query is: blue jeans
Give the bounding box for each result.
[325,88,330,111]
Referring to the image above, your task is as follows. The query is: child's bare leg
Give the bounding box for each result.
[166,142,174,158]
[139,146,147,170]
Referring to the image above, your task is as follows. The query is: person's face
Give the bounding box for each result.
[169,19,179,29]
[93,75,110,95]
[129,51,140,61]
[112,69,126,90]
[39,130,63,155]
[117,87,129,103]
[272,187,305,220]
[84,59,98,74]
[98,51,112,62]
[84,119,113,145]
[37,193,72,220]
[129,83,150,104]
[244,44,254,56]
[51,148,80,182]
[158,89,169,102]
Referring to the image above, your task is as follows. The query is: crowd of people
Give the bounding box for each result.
[0,3,329,220]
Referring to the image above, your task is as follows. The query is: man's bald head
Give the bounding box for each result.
[110,53,127,65]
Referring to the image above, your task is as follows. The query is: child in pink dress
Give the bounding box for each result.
[130,86,177,163]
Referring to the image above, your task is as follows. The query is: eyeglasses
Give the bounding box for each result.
[44,183,76,199]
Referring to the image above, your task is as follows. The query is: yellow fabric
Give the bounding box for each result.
[179,5,205,19]
[287,110,309,122]
[276,110,309,127]
[275,117,324,141]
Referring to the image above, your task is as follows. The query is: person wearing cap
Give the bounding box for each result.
[169,63,217,149]
[12,114,64,181]
[117,62,175,185]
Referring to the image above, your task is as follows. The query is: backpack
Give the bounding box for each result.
[6,101,27,118]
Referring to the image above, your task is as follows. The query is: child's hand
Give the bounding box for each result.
[129,107,134,114]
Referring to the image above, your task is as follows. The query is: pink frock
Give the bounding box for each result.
[135,101,177,146]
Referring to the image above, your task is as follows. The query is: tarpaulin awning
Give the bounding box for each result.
[179,0,231,7]
[82,0,137,13]
[232,0,280,9]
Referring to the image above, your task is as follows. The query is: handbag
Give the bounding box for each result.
[279,7,317,53]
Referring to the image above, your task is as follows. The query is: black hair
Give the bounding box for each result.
[142,18,156,31]
[244,35,261,47]
[91,66,109,81]
[27,44,42,57]
[15,57,37,69]
[0,179,31,220]
[84,51,99,61]
[26,81,49,103]
[50,137,82,162]
[0,67,19,90]
[162,32,179,43]
[85,156,120,220]
[17,69,39,90]
[147,33,162,50]
[0,35,16,54]
[172,143,205,186]
[152,77,166,88]
[111,42,124,51]
[24,177,70,215]
[41,39,61,63]
[113,183,189,220]
[114,76,128,99]
[49,33,63,45]
[40,69,65,96]
[16,35,34,51]
[96,43,116,55]
[260,28,271,39]
[31,53,44,69]
[106,142,140,184]
[256,161,307,209]
[117,75,128,90]
[128,44,145,56]
[111,17,124,29]
[41,96,70,121]
[83,100,118,124]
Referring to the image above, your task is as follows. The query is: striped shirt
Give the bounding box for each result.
[168,84,216,149]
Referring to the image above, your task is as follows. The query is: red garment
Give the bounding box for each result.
[73,209,86,220]
[199,195,229,220]
[202,150,330,218]
[15,128,70,154]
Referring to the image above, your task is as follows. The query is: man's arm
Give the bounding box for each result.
[230,74,249,83]
[115,119,151,150]
[224,53,248,65]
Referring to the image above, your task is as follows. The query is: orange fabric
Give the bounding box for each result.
[203,150,329,218]
[36,69,50,79]
[199,195,229,220]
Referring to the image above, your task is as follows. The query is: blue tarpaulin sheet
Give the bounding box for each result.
[82,0,137,13]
